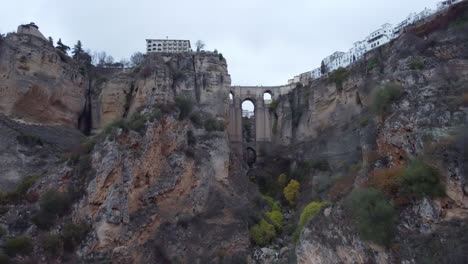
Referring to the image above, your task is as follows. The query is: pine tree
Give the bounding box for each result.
[48,36,53,46]
[321,60,327,75]
[72,40,83,59]
[56,38,70,54]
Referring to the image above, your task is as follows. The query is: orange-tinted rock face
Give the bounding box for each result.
[0,34,88,127]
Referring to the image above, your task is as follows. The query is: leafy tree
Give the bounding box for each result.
[56,38,70,54]
[195,40,205,52]
[284,179,300,207]
[72,40,84,59]
[294,202,324,240]
[48,36,53,46]
[345,188,398,247]
[130,52,145,67]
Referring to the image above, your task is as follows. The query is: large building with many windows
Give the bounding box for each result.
[146,39,191,53]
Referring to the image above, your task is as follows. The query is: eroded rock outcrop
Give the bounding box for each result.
[0,33,88,127]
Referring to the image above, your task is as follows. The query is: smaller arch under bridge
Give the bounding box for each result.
[228,85,293,159]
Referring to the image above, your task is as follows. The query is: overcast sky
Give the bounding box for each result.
[1,0,440,86]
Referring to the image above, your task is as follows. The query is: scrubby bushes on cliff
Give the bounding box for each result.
[345,188,398,247]
[409,59,425,70]
[372,83,402,115]
[43,234,63,256]
[4,174,39,202]
[32,189,72,230]
[204,118,225,132]
[398,159,444,198]
[328,67,348,91]
[175,97,192,120]
[62,222,91,252]
[3,236,33,257]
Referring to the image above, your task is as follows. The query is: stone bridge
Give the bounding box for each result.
[227,85,293,159]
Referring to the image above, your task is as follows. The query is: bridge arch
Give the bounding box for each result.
[228,85,293,149]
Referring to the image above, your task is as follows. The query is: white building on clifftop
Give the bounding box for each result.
[146,39,191,53]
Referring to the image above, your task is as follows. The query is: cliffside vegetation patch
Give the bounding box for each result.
[345,188,398,247]
[328,67,348,91]
[372,82,402,115]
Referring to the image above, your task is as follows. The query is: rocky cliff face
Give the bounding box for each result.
[264,3,468,263]
[0,33,88,127]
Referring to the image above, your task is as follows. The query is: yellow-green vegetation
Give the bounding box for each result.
[3,236,33,257]
[32,189,72,230]
[345,188,398,247]
[293,202,324,240]
[398,159,444,198]
[0,227,5,238]
[372,83,402,115]
[277,173,288,188]
[265,210,283,231]
[284,180,300,207]
[250,219,276,246]
[43,234,63,256]
[262,195,281,212]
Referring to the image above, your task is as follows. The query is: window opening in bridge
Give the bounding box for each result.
[263,91,272,105]
[229,92,234,103]
[242,99,255,142]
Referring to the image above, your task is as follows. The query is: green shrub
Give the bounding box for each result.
[345,188,398,247]
[294,202,324,240]
[0,227,5,238]
[31,210,55,230]
[409,59,424,70]
[262,196,280,212]
[277,173,288,188]
[17,133,43,146]
[148,108,162,121]
[328,67,348,91]
[312,160,329,171]
[4,236,33,257]
[40,190,72,217]
[265,210,283,231]
[189,112,203,126]
[367,58,379,71]
[6,175,39,201]
[398,159,444,198]
[175,97,192,120]
[250,219,276,246]
[284,180,300,207]
[43,234,63,256]
[62,222,90,252]
[296,83,303,88]
[204,118,225,132]
[32,189,72,230]
[127,112,147,133]
[268,100,279,113]
[372,83,402,115]
[360,118,369,127]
